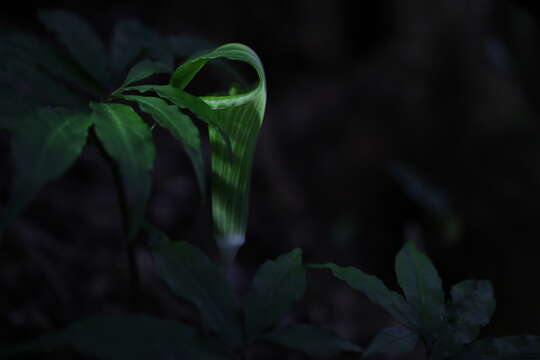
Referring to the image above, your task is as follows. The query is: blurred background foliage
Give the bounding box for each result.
[2,0,540,358]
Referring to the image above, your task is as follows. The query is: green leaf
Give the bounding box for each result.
[456,336,540,360]
[111,19,174,78]
[363,327,418,358]
[260,324,362,358]
[121,85,222,128]
[117,60,171,90]
[170,43,266,264]
[451,321,481,345]
[422,281,494,359]
[120,84,233,155]
[244,249,306,338]
[0,107,92,233]
[90,103,155,240]
[38,9,110,87]
[395,241,446,337]
[145,225,243,349]
[0,33,104,97]
[432,279,496,357]
[430,323,473,360]
[0,49,88,108]
[311,264,417,328]
[450,280,495,327]
[119,95,205,196]
[5,314,231,360]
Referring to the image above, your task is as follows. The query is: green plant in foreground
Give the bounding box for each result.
[4,225,364,359]
[0,9,362,360]
[314,241,540,359]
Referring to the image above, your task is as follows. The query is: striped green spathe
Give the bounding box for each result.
[171,44,266,264]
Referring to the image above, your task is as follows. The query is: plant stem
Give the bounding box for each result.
[127,240,141,311]
[114,175,141,312]
[422,336,433,360]
[96,132,142,312]
[425,342,433,360]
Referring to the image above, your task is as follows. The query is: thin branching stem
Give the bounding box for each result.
[95,130,142,312]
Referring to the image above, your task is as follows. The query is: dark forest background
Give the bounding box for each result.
[2,0,540,358]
